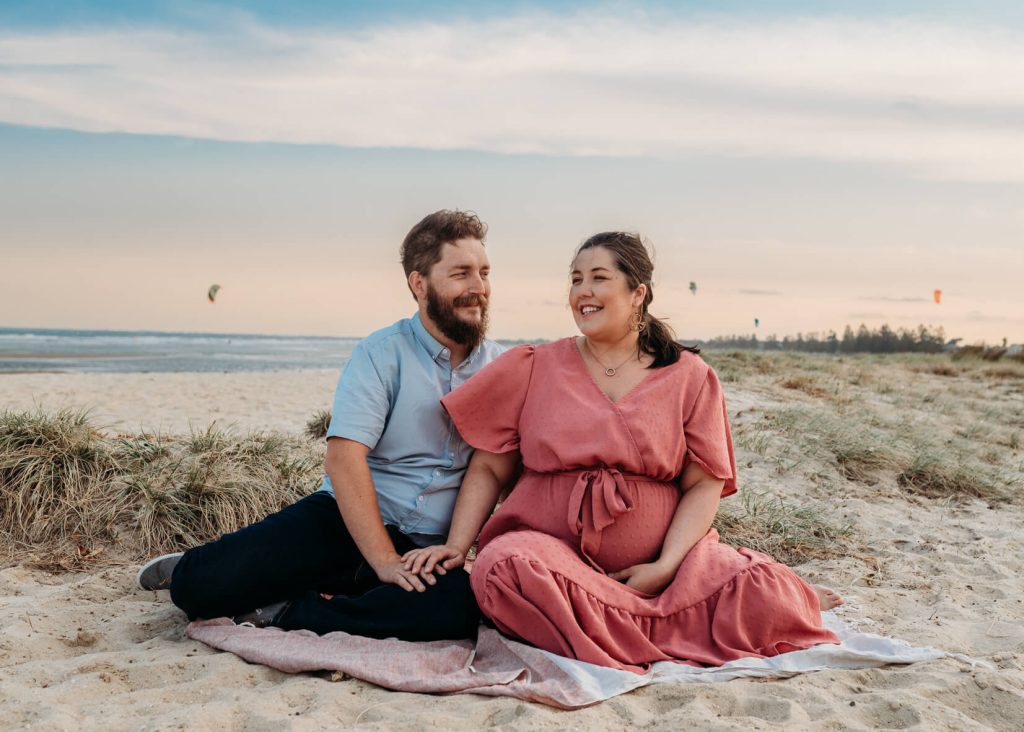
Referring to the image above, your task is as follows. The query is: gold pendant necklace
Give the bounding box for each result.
[583,338,637,377]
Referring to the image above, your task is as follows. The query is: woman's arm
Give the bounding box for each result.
[403,447,520,576]
[608,462,724,594]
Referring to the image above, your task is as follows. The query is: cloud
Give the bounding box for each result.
[857,296,930,303]
[966,311,1023,323]
[845,312,937,321]
[738,289,782,296]
[2,14,1024,180]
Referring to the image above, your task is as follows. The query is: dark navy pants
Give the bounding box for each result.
[169,492,479,640]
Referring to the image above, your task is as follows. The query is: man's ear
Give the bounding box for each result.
[409,271,426,301]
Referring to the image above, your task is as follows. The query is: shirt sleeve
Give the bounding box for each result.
[683,365,738,497]
[326,340,391,450]
[441,344,535,454]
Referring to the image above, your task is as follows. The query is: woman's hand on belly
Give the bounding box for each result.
[607,558,679,596]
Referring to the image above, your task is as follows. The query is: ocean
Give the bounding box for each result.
[0,327,360,373]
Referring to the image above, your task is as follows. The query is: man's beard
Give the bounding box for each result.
[426,285,489,350]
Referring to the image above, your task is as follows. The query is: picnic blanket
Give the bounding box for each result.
[186,613,956,709]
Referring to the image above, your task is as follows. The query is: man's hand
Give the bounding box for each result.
[402,544,465,576]
[607,560,677,596]
[371,554,435,592]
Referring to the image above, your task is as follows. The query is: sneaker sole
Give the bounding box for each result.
[136,552,184,591]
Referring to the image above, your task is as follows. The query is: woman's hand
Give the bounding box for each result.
[402,544,466,577]
[608,560,677,595]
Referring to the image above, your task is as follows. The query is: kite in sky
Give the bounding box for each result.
[933,289,942,304]
[754,318,760,328]
[208,284,221,303]
[689,281,697,295]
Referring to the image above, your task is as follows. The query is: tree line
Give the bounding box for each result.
[691,324,949,354]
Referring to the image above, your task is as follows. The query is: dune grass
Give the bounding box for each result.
[721,351,1023,504]
[0,409,118,554]
[713,491,854,565]
[305,409,332,440]
[895,445,1005,501]
[6,351,1020,572]
[1,407,859,570]
[115,428,321,556]
[0,409,323,569]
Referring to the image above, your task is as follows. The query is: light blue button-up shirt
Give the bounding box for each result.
[319,313,504,545]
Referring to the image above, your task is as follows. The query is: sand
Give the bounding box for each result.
[0,369,339,436]
[1,364,1023,730]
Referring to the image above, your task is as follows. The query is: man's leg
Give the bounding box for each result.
[277,571,479,641]
[275,528,481,641]
[169,492,367,620]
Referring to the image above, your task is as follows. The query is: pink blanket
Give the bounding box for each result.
[186,619,606,708]
[186,615,948,709]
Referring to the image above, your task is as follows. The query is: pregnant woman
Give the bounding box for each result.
[405,231,842,671]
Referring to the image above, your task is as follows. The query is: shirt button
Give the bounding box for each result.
[433,468,441,476]
[417,496,425,503]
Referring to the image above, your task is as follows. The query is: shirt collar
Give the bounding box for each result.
[410,312,486,367]
[410,312,450,363]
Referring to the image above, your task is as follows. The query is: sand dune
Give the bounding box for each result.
[2,359,1023,729]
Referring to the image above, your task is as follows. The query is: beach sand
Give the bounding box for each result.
[0,369,339,436]
[1,362,1023,730]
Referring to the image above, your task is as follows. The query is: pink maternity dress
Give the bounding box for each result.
[441,338,838,672]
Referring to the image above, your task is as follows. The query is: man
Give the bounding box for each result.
[136,210,503,641]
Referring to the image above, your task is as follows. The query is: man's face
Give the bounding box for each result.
[421,238,491,349]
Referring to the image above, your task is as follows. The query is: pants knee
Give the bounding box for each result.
[426,570,480,639]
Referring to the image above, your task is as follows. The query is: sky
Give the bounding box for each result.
[1,1,1022,343]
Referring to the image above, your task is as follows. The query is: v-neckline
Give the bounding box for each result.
[569,337,661,407]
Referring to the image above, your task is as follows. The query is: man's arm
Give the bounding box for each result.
[402,448,520,576]
[325,437,429,592]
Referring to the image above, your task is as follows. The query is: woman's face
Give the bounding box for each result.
[569,246,646,340]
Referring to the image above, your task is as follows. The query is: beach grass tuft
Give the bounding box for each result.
[896,445,1007,502]
[713,491,854,564]
[0,409,118,552]
[0,410,324,566]
[778,375,830,398]
[305,409,332,440]
[115,427,323,556]
[765,408,906,484]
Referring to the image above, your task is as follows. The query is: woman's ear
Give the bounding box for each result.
[632,283,648,309]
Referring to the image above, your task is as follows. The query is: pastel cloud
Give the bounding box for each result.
[1,13,1023,180]
[858,296,930,303]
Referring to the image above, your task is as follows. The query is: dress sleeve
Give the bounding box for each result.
[442,345,535,454]
[683,365,738,497]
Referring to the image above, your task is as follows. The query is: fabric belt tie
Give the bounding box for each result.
[527,467,643,571]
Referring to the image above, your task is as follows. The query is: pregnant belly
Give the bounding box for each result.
[481,474,682,575]
[591,480,680,573]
